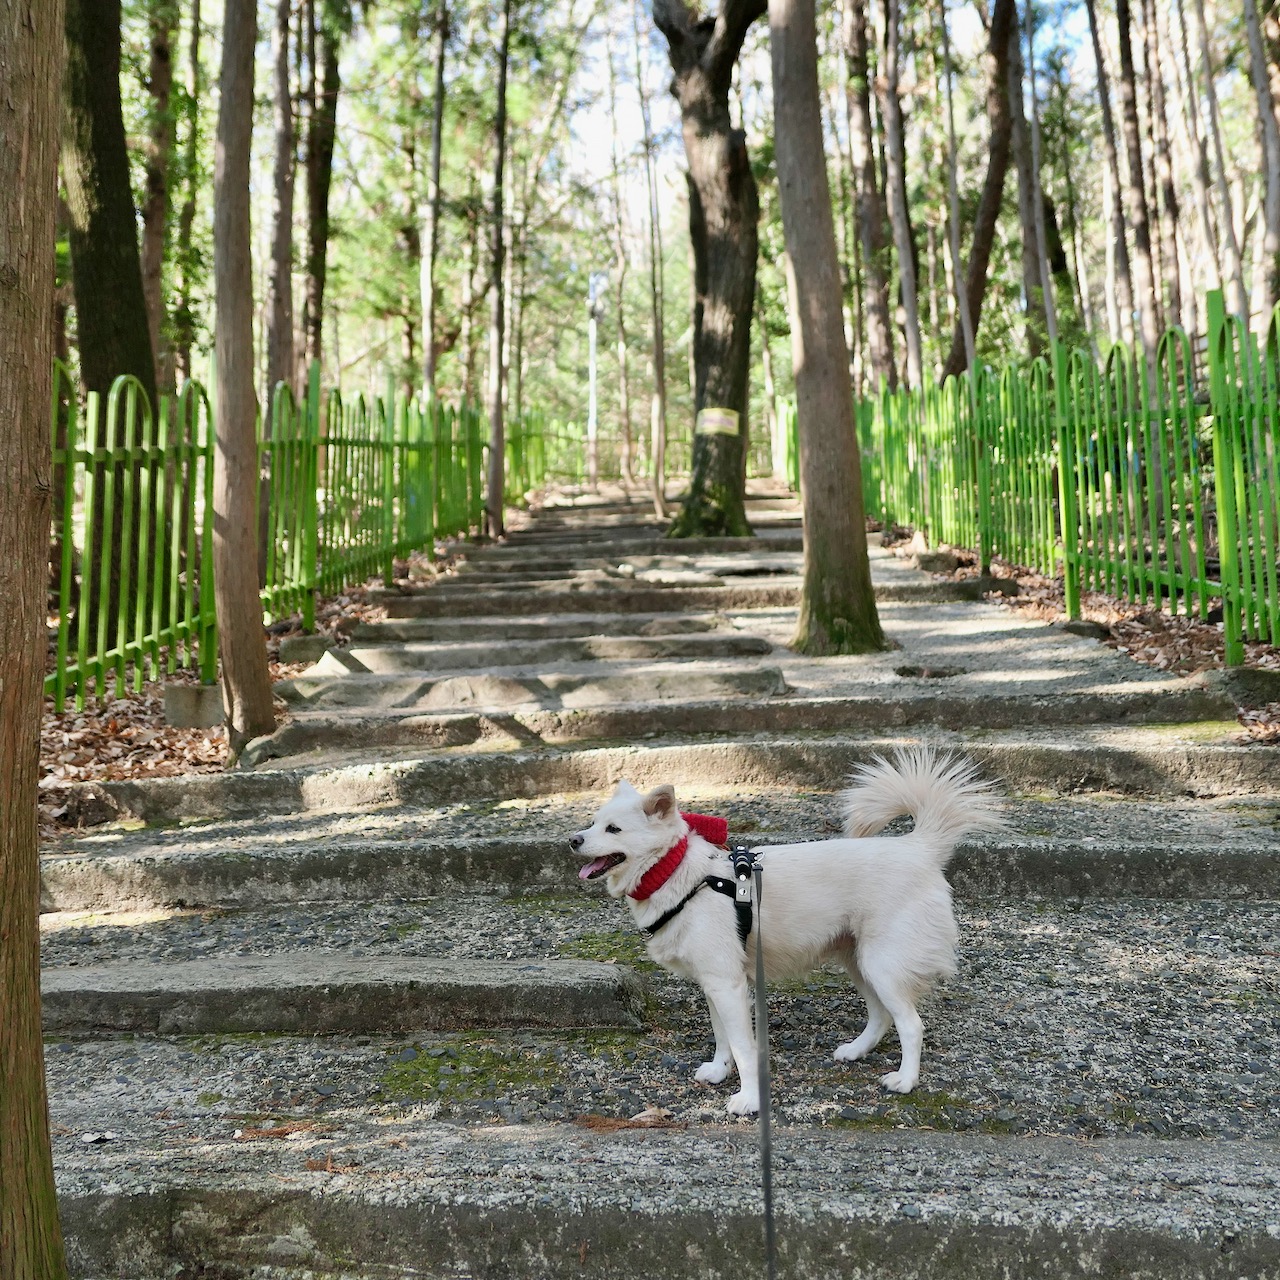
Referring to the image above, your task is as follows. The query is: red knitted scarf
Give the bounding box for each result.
[629,811,729,901]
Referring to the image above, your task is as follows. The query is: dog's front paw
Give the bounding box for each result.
[834,1038,873,1063]
[695,1059,731,1085]
[727,1089,760,1116]
[880,1070,917,1094]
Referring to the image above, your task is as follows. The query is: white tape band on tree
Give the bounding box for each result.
[695,407,740,436]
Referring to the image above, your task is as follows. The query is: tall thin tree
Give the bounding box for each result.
[0,0,71,1272]
[941,0,1016,377]
[634,0,669,517]
[880,0,923,386]
[484,0,513,538]
[1083,0,1135,346]
[769,0,884,654]
[214,0,277,759]
[843,0,897,390]
[1115,0,1161,366]
[1245,0,1280,315]
[421,1,448,395]
[142,0,178,389]
[266,0,295,399]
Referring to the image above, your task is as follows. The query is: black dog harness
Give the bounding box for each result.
[638,844,759,946]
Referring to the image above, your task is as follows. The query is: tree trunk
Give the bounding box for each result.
[266,0,295,399]
[941,0,1016,378]
[654,0,763,539]
[460,190,480,403]
[0,0,71,1273]
[303,17,340,365]
[843,0,896,390]
[214,0,276,760]
[879,0,923,386]
[1009,13,1047,359]
[634,0,669,517]
[939,0,975,369]
[484,0,511,539]
[1169,0,1222,303]
[421,1,448,394]
[607,30,635,483]
[62,0,158,406]
[1083,0,1134,347]
[173,0,201,383]
[769,0,884,655]
[1190,0,1247,316]
[142,0,177,390]
[1115,0,1161,367]
[1143,0,1182,329]
[1245,0,1280,315]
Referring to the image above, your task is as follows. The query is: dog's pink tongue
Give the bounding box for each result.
[580,857,613,881]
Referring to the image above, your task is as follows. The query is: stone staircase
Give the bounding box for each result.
[45,488,1280,1278]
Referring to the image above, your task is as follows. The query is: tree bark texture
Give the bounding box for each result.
[303,16,340,364]
[62,0,158,406]
[266,0,295,399]
[421,1,448,394]
[941,0,1016,378]
[1114,0,1161,367]
[769,0,884,655]
[214,0,277,759]
[654,0,763,539]
[142,0,177,390]
[484,0,512,538]
[843,0,897,391]
[1083,0,1135,346]
[0,0,70,1271]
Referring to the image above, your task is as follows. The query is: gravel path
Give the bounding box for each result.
[43,893,1280,1141]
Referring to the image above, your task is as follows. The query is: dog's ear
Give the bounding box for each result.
[642,784,676,819]
[613,779,639,799]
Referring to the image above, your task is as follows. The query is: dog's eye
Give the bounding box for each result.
[605,823,620,834]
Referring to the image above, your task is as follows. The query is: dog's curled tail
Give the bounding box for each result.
[839,746,1004,860]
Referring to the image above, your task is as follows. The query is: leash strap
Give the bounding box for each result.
[753,860,777,1280]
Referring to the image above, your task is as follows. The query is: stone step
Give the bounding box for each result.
[40,791,1280,912]
[251,680,1234,759]
[448,553,801,578]
[40,955,646,1037]
[334,632,774,671]
[277,663,788,712]
[469,531,804,559]
[351,612,728,643]
[68,726,1280,827]
[378,577,1014,618]
[55,1125,1280,1279]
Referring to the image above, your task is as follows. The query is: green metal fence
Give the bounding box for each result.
[49,363,556,709]
[849,289,1279,666]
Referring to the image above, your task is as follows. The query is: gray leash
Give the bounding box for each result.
[752,861,777,1280]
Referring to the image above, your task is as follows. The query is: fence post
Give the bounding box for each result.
[302,360,321,632]
[1052,340,1082,619]
[382,373,397,587]
[971,371,993,572]
[198,383,219,684]
[1206,289,1244,666]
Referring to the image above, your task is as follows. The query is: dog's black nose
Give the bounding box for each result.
[569,834,584,851]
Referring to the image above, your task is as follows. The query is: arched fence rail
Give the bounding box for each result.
[47,365,565,710]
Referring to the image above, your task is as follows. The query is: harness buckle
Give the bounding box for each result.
[730,844,756,904]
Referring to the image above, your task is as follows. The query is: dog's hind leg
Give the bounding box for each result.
[856,948,925,1094]
[694,998,734,1085]
[833,958,893,1064]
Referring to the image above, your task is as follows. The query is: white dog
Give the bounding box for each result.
[569,747,1002,1116]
